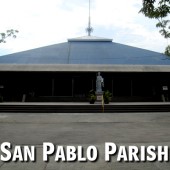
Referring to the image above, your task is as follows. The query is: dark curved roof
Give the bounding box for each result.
[0,36,169,65]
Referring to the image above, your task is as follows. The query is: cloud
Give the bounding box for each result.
[0,0,168,55]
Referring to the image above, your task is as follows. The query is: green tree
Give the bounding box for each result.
[165,45,170,55]
[140,0,170,56]
[0,29,19,43]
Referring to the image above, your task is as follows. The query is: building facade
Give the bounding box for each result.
[0,36,170,102]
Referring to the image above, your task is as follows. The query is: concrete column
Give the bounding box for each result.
[112,79,114,96]
[52,78,54,96]
[130,79,133,97]
[72,78,74,97]
[92,79,94,90]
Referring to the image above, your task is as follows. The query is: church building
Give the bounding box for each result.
[0,35,170,102]
[0,0,170,103]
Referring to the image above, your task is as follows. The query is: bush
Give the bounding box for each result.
[88,89,96,104]
[103,90,112,104]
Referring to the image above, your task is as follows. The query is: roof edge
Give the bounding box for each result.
[0,64,170,72]
[68,36,112,42]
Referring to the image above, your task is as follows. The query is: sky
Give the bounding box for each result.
[0,0,169,56]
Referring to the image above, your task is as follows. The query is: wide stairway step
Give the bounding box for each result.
[0,102,170,113]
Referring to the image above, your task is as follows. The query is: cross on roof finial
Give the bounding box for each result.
[86,0,93,36]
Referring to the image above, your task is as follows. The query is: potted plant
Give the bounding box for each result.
[88,89,96,104]
[103,90,112,104]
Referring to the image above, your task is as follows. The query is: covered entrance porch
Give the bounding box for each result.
[0,71,169,102]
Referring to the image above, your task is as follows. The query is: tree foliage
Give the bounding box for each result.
[140,0,170,56]
[165,45,170,55]
[0,29,19,43]
[140,0,170,38]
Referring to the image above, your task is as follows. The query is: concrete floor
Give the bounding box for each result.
[0,112,170,170]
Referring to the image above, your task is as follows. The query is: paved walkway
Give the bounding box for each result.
[0,112,170,170]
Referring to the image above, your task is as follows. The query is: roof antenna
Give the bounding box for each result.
[86,0,93,36]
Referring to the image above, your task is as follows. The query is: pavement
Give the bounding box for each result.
[0,112,170,170]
